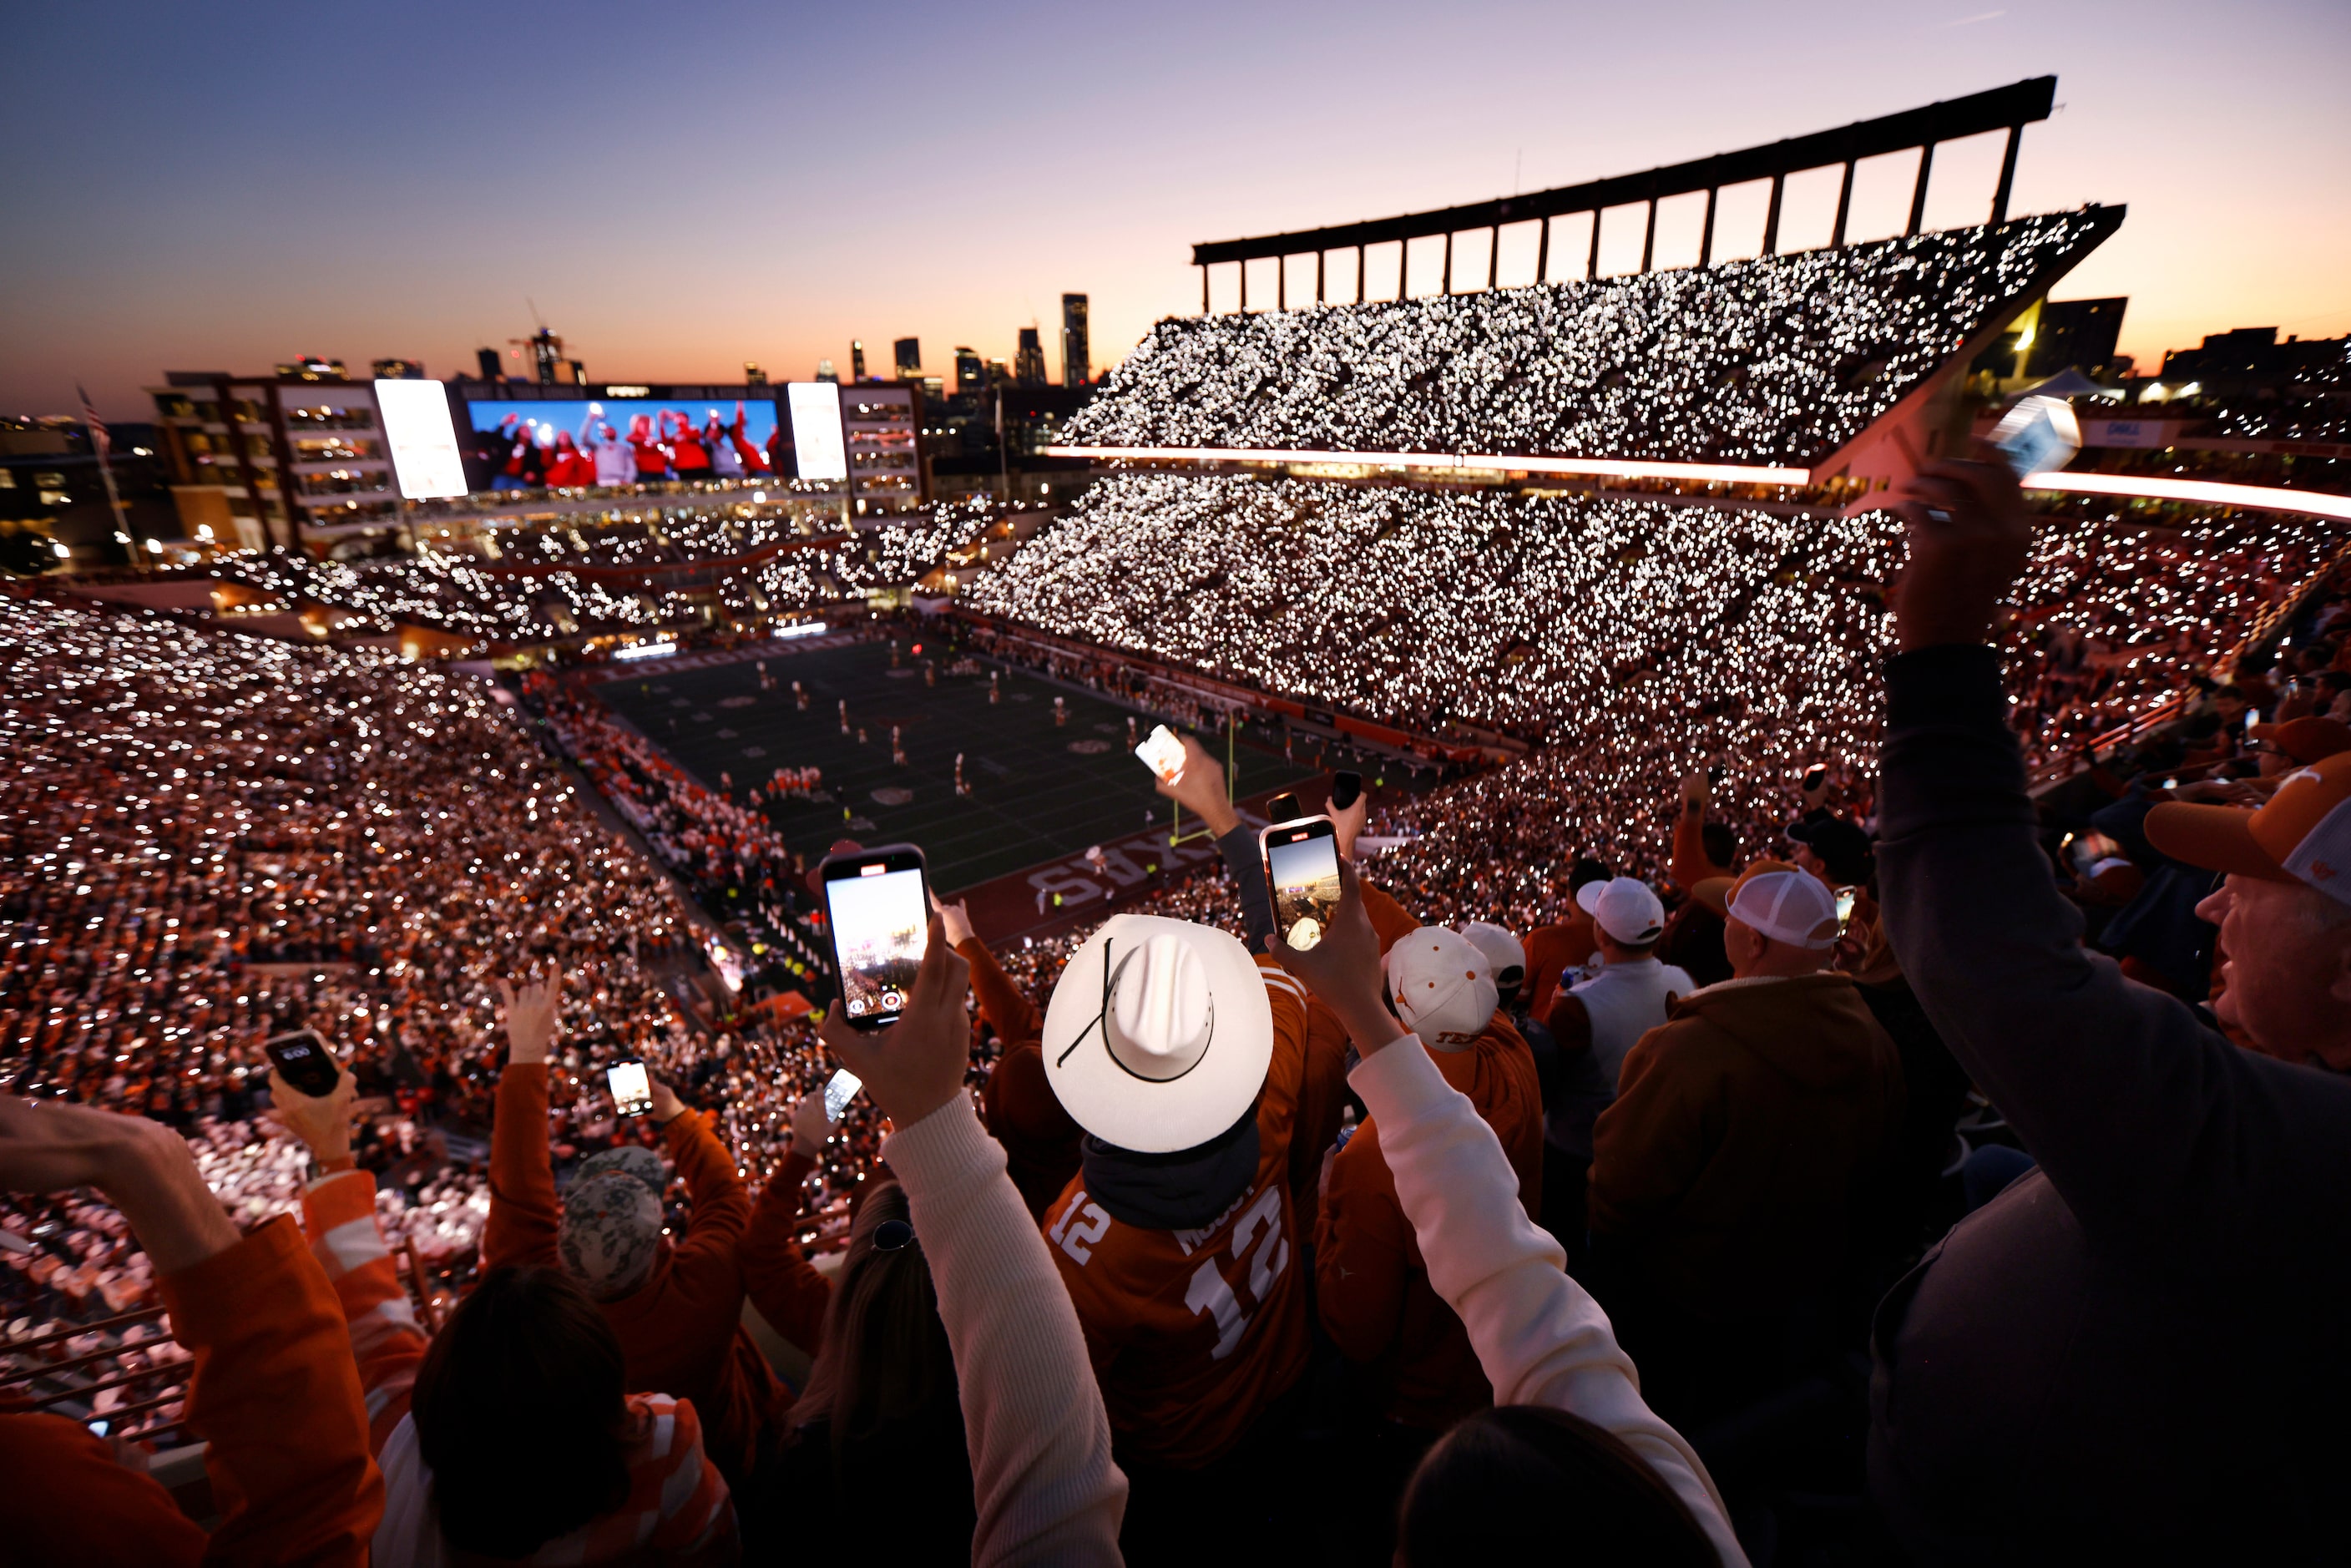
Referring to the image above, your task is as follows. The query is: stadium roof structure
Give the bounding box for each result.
[1193,78,2059,303]
[1049,207,2125,486]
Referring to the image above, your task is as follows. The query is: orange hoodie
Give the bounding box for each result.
[960,935,1085,1219]
[0,1215,381,1568]
[1316,1016,1545,1429]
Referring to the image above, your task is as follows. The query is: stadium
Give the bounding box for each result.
[6,69,2351,1567]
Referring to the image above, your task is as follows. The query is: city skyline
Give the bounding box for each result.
[4,0,2345,418]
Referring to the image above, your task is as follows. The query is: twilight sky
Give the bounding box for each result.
[4,0,2344,419]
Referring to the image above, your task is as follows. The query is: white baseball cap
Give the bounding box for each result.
[1042,914,1273,1153]
[1385,926,1498,1050]
[1727,868,1841,950]
[1575,877,1666,945]
[1458,921,1525,988]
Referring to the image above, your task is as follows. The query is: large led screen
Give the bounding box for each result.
[462,395,780,490]
[786,382,849,483]
[374,379,468,500]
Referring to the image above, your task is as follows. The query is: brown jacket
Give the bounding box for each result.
[1588,972,1904,1323]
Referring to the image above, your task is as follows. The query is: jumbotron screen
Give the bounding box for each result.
[461,395,780,490]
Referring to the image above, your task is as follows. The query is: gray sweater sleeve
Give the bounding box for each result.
[1216,822,1278,953]
[1875,645,2351,1271]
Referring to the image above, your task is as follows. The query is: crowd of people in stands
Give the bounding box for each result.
[172,502,1005,647]
[7,448,2347,1561]
[0,593,882,1449]
[1061,211,2113,466]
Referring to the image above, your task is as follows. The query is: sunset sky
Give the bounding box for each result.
[6,0,2344,419]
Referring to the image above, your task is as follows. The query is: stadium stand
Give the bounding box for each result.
[1058,212,2119,468]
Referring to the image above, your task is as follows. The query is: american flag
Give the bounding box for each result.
[78,384,110,458]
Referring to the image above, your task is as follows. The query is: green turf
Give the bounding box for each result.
[595,641,1332,893]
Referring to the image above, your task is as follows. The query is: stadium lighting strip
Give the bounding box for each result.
[1039,444,1813,487]
[2024,473,2351,524]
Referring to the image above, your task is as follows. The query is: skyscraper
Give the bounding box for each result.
[893,338,921,379]
[817,358,839,383]
[851,341,867,382]
[954,347,984,395]
[1061,294,1090,388]
[1014,328,1046,388]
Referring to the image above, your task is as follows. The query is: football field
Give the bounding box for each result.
[593,639,1330,893]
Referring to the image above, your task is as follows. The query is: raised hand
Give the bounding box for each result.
[1262,860,1405,1058]
[497,971,563,1065]
[789,1089,837,1154]
[818,917,973,1129]
[1891,455,2033,653]
[267,1065,357,1163]
[1154,733,1237,835]
[929,888,976,948]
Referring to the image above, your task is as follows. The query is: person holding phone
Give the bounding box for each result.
[482,972,782,1488]
[0,1093,384,1565]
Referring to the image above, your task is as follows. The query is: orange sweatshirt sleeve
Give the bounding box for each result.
[663,1106,753,1287]
[301,1170,429,1454]
[0,1409,207,1565]
[484,1060,559,1272]
[1545,992,1595,1061]
[1313,1125,1413,1365]
[743,1149,831,1354]
[1669,802,1727,892]
[1360,880,1421,955]
[164,1214,383,1566]
[958,935,1041,1048]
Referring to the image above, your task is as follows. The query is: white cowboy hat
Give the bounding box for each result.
[1042,914,1273,1154]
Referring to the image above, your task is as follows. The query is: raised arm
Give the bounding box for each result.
[483,974,562,1272]
[823,918,1127,1565]
[1670,773,1728,890]
[741,1128,831,1354]
[0,1096,383,1565]
[650,1076,753,1275]
[272,1067,430,1452]
[1261,864,1745,1566]
[1878,461,2351,1265]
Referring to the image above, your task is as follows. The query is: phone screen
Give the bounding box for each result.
[823,1067,862,1124]
[1801,766,1828,790]
[1990,394,2082,480]
[606,1060,653,1117]
[1834,888,1858,936]
[265,1030,342,1098]
[822,849,930,1029]
[1135,725,1186,782]
[1264,819,1342,950]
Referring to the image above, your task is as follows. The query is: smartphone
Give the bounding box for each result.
[1706,764,1724,787]
[823,1067,862,1123]
[1262,815,1343,951]
[1135,724,1186,783]
[1800,764,1828,792]
[1990,394,2081,480]
[1834,887,1858,937]
[820,843,930,1030]
[1329,771,1363,812]
[265,1029,342,1098]
[1267,792,1306,825]
[606,1060,653,1118]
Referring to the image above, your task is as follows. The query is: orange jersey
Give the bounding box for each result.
[1317,1017,1545,1429]
[1043,957,1312,1470]
[1525,918,1598,1019]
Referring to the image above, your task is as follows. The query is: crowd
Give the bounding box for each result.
[1061,211,2115,466]
[0,592,878,1452]
[4,427,2349,1559]
[170,501,1005,649]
